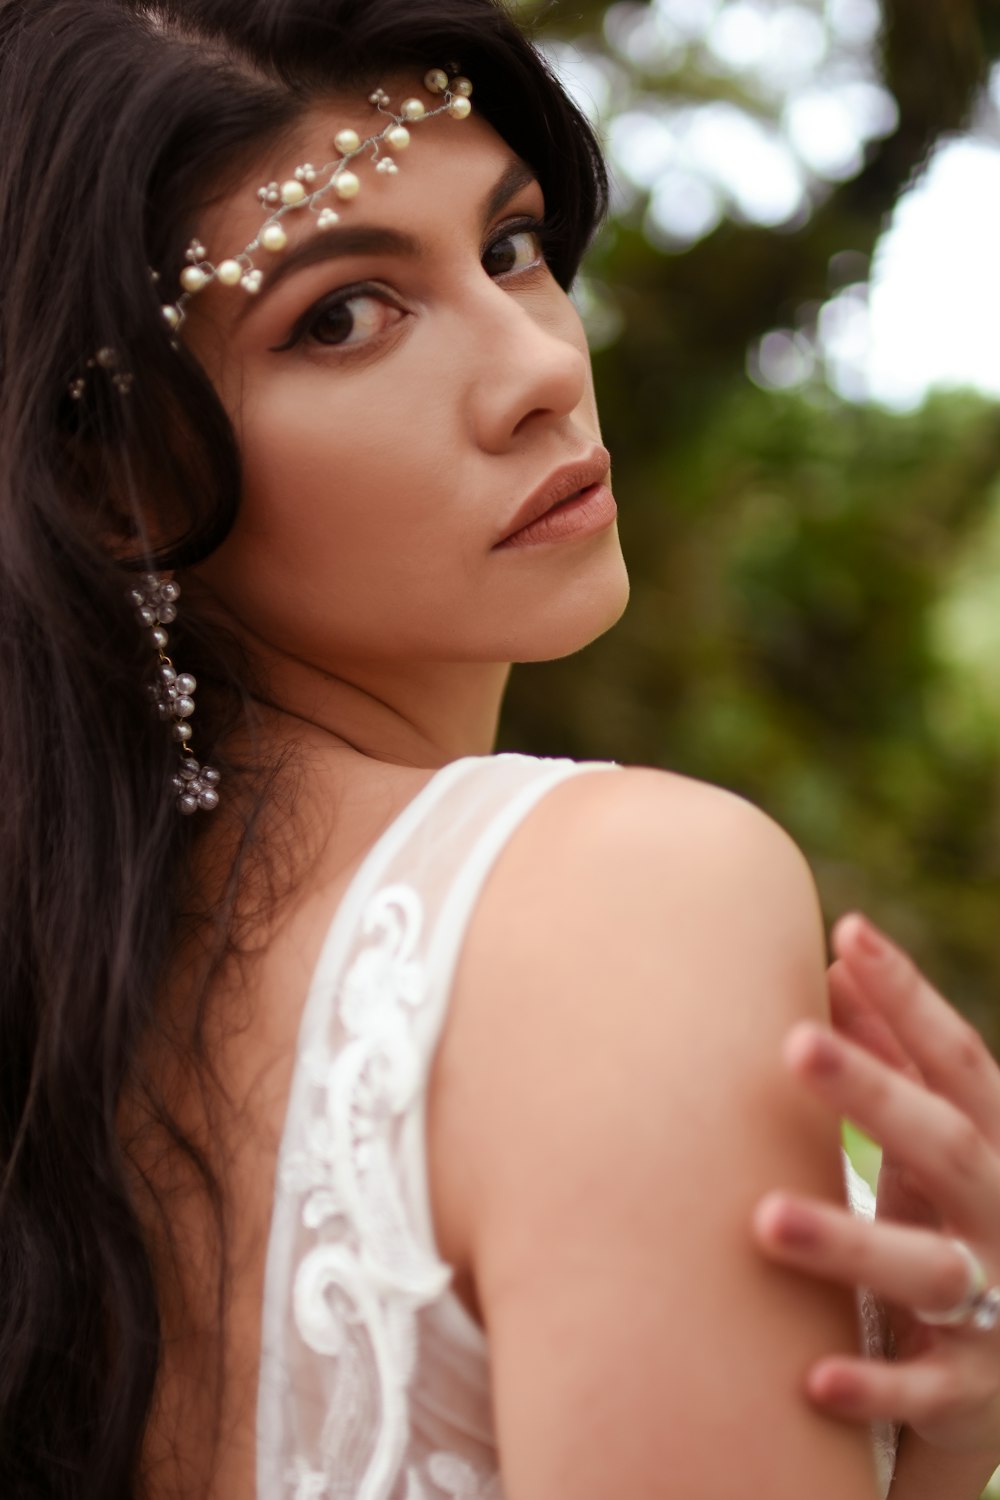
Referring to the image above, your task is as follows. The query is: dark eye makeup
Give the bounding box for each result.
[270,217,549,356]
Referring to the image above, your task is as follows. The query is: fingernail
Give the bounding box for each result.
[773,1202,821,1249]
[855,918,887,960]
[787,1025,841,1076]
[807,1364,864,1411]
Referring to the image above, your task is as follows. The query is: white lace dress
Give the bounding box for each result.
[255,753,897,1500]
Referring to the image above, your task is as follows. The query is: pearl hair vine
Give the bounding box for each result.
[160,67,474,334]
[68,69,473,401]
[68,345,134,401]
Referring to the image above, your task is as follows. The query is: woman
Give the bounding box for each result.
[0,1,997,1497]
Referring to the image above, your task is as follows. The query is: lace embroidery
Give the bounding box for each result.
[259,758,615,1500]
[276,883,464,1500]
[404,1453,505,1500]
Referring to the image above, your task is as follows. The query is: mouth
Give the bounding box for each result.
[494,447,613,548]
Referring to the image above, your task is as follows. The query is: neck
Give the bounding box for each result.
[213,610,511,769]
[259,651,510,767]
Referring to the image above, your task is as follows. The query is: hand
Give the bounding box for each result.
[753,913,1000,1459]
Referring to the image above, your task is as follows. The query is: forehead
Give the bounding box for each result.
[194,83,519,271]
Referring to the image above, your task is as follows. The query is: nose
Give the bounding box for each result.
[464,279,592,453]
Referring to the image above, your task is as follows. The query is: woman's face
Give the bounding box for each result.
[185,82,628,681]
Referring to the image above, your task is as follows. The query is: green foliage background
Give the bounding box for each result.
[497,0,1000,1047]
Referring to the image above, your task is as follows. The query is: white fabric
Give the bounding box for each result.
[845,1159,898,1496]
[256,752,897,1499]
[257,754,611,1500]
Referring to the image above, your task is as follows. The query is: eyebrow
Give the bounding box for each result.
[234,156,538,322]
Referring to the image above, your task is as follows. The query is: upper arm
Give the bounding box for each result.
[428,768,879,1500]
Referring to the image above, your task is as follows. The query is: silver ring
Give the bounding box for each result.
[915,1238,1000,1333]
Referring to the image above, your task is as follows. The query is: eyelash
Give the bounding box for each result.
[274,217,549,356]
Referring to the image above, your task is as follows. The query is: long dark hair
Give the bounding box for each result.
[0,0,606,1494]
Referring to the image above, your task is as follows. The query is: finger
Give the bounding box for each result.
[829,960,920,1079]
[875,1155,939,1232]
[805,1353,986,1430]
[753,1192,978,1315]
[784,1022,1000,1237]
[832,913,1000,1144]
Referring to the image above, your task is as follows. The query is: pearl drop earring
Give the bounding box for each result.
[128,573,221,815]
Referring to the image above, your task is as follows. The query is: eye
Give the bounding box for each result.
[483,226,544,279]
[304,289,403,348]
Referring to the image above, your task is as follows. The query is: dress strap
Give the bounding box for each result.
[257,753,617,1500]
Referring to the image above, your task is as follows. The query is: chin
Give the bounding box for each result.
[511,547,631,664]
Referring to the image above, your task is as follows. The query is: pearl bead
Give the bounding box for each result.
[451,76,473,97]
[179,759,200,780]
[180,266,208,293]
[162,305,181,329]
[317,208,339,230]
[95,347,117,368]
[161,581,181,602]
[137,607,156,628]
[385,125,410,151]
[172,722,193,744]
[242,270,263,294]
[281,179,307,205]
[178,794,199,815]
[334,171,360,200]
[156,602,177,624]
[198,789,220,811]
[159,664,177,684]
[175,673,196,694]
[151,627,169,649]
[375,158,398,175]
[128,589,145,608]
[216,259,243,286]
[202,767,222,787]
[400,98,425,121]
[334,128,361,154]
[424,68,449,94]
[175,695,196,719]
[261,223,288,252]
[448,96,472,120]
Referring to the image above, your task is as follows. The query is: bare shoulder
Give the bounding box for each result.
[448,763,825,1041]
[505,762,819,929]
[426,766,877,1500]
[432,767,828,1237]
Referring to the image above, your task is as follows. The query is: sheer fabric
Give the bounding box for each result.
[256,753,895,1499]
[257,755,610,1499]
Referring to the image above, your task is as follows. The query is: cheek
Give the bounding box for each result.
[199,364,475,649]
[238,367,422,550]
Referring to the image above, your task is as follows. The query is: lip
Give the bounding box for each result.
[494,446,613,548]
